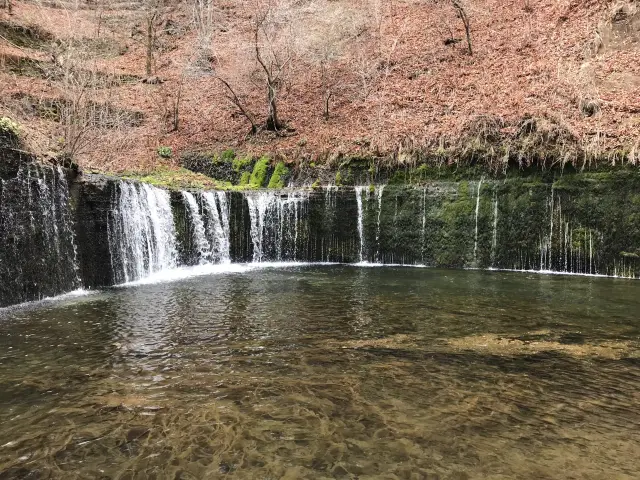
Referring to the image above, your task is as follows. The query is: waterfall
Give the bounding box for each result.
[473,178,483,265]
[491,192,498,267]
[246,190,310,262]
[202,191,231,264]
[0,162,80,306]
[182,191,212,264]
[247,192,271,262]
[375,185,385,262]
[108,182,177,283]
[355,186,365,262]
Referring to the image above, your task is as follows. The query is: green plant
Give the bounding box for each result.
[249,156,269,188]
[239,171,251,186]
[0,117,20,136]
[221,148,236,162]
[268,161,289,188]
[232,156,253,172]
[157,146,172,158]
[311,180,320,189]
[335,170,343,186]
[121,166,221,190]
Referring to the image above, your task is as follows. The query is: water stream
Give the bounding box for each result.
[0,266,638,479]
[202,191,231,264]
[108,182,177,283]
[355,186,365,262]
[0,163,80,306]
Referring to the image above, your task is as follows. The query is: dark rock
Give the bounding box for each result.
[142,75,163,85]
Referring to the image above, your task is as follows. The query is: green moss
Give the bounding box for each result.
[233,156,253,172]
[388,170,407,185]
[0,117,20,137]
[369,183,375,194]
[268,161,289,188]
[221,148,235,162]
[249,156,270,188]
[238,171,251,186]
[121,166,222,190]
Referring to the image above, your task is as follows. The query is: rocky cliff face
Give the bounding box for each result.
[1,151,639,308]
[0,148,79,307]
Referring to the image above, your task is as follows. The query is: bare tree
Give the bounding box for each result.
[50,41,135,163]
[293,1,368,120]
[253,6,292,131]
[452,0,472,55]
[158,73,184,132]
[142,0,164,77]
[216,77,259,134]
[192,0,215,70]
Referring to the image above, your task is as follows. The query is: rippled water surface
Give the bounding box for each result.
[1,265,640,479]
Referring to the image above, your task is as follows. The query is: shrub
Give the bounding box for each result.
[268,161,289,188]
[157,146,172,158]
[335,170,343,186]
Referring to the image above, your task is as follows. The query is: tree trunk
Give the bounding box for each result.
[265,81,283,131]
[323,90,332,121]
[452,1,472,55]
[145,13,156,76]
[216,77,259,134]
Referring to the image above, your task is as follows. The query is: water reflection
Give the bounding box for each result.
[0,267,639,479]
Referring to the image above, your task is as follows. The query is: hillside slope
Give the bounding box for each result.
[1,0,639,173]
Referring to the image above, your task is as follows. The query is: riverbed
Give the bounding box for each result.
[1,265,639,479]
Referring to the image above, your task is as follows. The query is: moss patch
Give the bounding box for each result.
[249,157,270,188]
[267,162,289,188]
[120,166,227,190]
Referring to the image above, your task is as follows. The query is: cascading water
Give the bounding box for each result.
[375,185,385,262]
[491,192,499,268]
[0,162,80,306]
[473,177,483,265]
[182,191,212,264]
[355,186,365,263]
[108,181,177,283]
[246,190,310,262]
[202,191,231,264]
[5,166,639,310]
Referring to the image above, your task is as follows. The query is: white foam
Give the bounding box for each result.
[119,262,341,287]
[351,261,427,268]
[485,267,637,280]
[0,289,97,311]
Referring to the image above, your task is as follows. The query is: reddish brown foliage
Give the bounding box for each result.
[1,0,639,172]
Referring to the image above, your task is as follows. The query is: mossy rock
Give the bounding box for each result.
[268,162,289,188]
[0,117,21,149]
[249,157,270,188]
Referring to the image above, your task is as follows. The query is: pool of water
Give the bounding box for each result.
[1,265,639,479]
